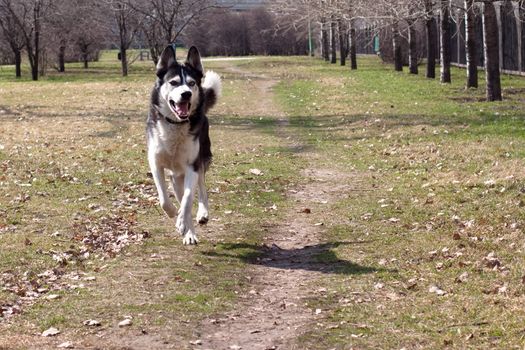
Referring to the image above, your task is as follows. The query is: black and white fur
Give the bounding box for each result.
[146,45,221,244]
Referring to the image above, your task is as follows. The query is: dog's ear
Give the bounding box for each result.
[156,45,177,78]
[186,46,203,74]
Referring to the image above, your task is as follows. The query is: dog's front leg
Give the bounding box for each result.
[196,169,209,224]
[149,160,177,218]
[176,166,198,244]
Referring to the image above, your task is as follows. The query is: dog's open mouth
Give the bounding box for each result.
[169,100,191,119]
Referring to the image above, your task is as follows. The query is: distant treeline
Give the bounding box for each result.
[183,8,309,57]
[0,0,309,81]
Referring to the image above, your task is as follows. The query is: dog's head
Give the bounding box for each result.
[156,45,203,122]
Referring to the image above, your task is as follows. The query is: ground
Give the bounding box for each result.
[1,52,525,349]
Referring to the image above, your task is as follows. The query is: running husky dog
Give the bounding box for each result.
[146,45,221,244]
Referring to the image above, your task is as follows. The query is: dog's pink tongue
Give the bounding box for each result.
[175,102,189,117]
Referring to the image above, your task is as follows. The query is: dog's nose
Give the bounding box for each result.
[181,91,192,100]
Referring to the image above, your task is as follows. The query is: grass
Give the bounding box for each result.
[259,57,525,349]
[0,51,301,348]
[2,51,525,349]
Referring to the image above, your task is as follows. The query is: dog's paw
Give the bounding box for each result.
[182,231,199,245]
[196,207,209,225]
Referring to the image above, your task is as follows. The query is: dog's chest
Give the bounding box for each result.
[152,123,199,173]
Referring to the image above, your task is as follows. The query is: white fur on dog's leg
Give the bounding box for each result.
[176,212,187,235]
[196,170,209,225]
[196,204,209,225]
[182,230,199,245]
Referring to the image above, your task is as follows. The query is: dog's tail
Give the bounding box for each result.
[202,71,221,114]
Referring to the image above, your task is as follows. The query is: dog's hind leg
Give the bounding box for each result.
[196,169,209,225]
[171,174,185,204]
[149,163,177,218]
[176,166,199,245]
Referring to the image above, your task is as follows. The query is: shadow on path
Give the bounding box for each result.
[203,241,393,276]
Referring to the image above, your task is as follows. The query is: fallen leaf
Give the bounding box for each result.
[429,285,447,296]
[455,272,469,283]
[483,252,501,269]
[118,318,132,327]
[189,339,202,345]
[42,327,60,337]
[406,278,418,290]
[300,208,311,214]
[249,168,263,176]
[83,319,101,327]
[374,282,384,290]
[57,341,74,348]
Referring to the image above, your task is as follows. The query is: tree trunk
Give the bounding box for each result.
[83,53,89,69]
[483,1,502,101]
[408,19,418,74]
[29,0,41,81]
[321,17,329,61]
[330,16,337,64]
[440,0,451,83]
[425,0,437,79]
[349,20,357,70]
[58,44,65,73]
[14,49,21,78]
[465,0,478,88]
[120,48,128,77]
[338,19,346,66]
[520,1,525,71]
[392,22,403,71]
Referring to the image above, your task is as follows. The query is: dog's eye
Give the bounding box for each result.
[188,81,196,87]
[169,80,178,86]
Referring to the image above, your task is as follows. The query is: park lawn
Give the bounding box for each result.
[0,52,302,348]
[261,57,525,349]
[1,51,525,349]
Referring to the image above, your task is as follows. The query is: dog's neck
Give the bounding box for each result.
[164,115,189,125]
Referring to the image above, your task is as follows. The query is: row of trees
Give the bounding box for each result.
[0,0,308,80]
[184,8,308,56]
[272,0,517,102]
[0,0,218,80]
[0,0,519,102]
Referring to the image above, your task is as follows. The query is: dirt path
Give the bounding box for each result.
[196,66,347,350]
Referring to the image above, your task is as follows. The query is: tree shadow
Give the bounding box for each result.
[202,241,393,276]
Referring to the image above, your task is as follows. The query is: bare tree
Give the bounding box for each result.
[0,0,52,81]
[392,20,403,71]
[482,0,501,101]
[0,3,25,77]
[349,18,357,69]
[131,0,218,64]
[440,0,451,83]
[424,0,437,78]
[338,18,346,66]
[406,7,418,74]
[330,14,337,63]
[464,0,477,88]
[106,0,143,76]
